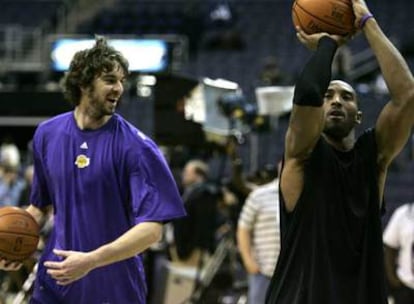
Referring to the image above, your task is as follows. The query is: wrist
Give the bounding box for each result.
[359,13,374,29]
[87,250,101,269]
[318,36,338,49]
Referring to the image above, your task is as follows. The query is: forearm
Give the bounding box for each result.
[287,37,338,159]
[384,245,402,287]
[90,222,162,269]
[26,204,47,227]
[363,18,414,103]
[237,227,255,265]
[293,36,337,107]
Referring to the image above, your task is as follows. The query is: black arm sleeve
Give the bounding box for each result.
[293,36,338,107]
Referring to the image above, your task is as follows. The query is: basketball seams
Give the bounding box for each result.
[292,0,355,35]
[0,212,39,229]
[0,231,40,238]
[0,212,38,222]
[0,206,40,260]
[294,2,350,32]
[0,251,35,261]
[292,3,304,29]
[335,0,352,6]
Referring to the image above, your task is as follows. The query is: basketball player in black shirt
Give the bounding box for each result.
[266,0,414,303]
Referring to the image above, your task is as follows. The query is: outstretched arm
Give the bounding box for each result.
[353,0,414,169]
[281,31,341,211]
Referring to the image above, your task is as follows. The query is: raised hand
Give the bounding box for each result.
[351,0,373,29]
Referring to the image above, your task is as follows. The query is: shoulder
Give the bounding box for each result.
[248,179,279,199]
[355,128,377,150]
[392,203,412,219]
[34,112,73,140]
[113,115,166,165]
[38,112,72,130]
[113,114,157,150]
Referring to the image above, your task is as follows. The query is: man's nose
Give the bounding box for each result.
[331,95,342,105]
[113,81,123,93]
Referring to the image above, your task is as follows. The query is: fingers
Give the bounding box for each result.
[0,258,23,271]
[45,261,72,283]
[45,263,84,285]
[44,249,88,285]
[46,268,75,285]
[44,260,63,269]
[53,249,71,257]
[295,26,331,50]
[296,31,306,44]
[56,277,77,286]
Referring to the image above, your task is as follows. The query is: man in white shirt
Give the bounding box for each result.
[237,179,280,304]
[383,203,414,304]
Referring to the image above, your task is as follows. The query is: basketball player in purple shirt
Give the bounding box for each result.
[0,37,186,303]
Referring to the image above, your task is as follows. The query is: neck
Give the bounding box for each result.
[322,130,355,152]
[74,106,112,130]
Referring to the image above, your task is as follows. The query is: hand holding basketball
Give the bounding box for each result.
[295,27,348,50]
[350,0,373,29]
[0,258,22,271]
[0,206,40,262]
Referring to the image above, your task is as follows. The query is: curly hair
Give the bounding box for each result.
[60,36,129,106]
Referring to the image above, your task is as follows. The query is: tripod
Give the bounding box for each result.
[12,262,38,304]
[182,228,239,304]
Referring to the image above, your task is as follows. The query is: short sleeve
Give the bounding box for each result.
[30,128,52,208]
[383,205,404,249]
[238,193,259,230]
[128,141,186,224]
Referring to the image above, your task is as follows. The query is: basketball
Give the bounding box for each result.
[0,206,40,261]
[292,0,355,36]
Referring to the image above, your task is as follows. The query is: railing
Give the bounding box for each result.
[0,0,69,72]
[0,26,44,72]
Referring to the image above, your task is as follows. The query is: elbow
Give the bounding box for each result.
[393,85,414,109]
[149,223,163,244]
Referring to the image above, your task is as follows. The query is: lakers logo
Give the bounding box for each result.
[74,154,90,169]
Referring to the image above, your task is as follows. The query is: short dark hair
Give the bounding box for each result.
[188,160,209,180]
[60,36,129,106]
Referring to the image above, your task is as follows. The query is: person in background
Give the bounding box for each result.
[0,36,186,304]
[171,159,221,265]
[258,56,291,86]
[18,164,34,206]
[383,202,414,304]
[0,162,25,206]
[237,174,280,304]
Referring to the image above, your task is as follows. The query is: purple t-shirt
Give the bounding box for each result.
[30,112,186,304]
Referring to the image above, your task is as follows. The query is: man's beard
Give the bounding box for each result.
[87,90,119,117]
[323,123,352,141]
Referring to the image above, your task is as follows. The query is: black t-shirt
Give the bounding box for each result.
[173,182,221,259]
[266,129,388,304]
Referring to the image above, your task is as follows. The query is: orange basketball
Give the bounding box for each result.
[292,0,355,36]
[0,206,40,261]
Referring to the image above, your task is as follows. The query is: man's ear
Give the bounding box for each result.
[355,110,362,124]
